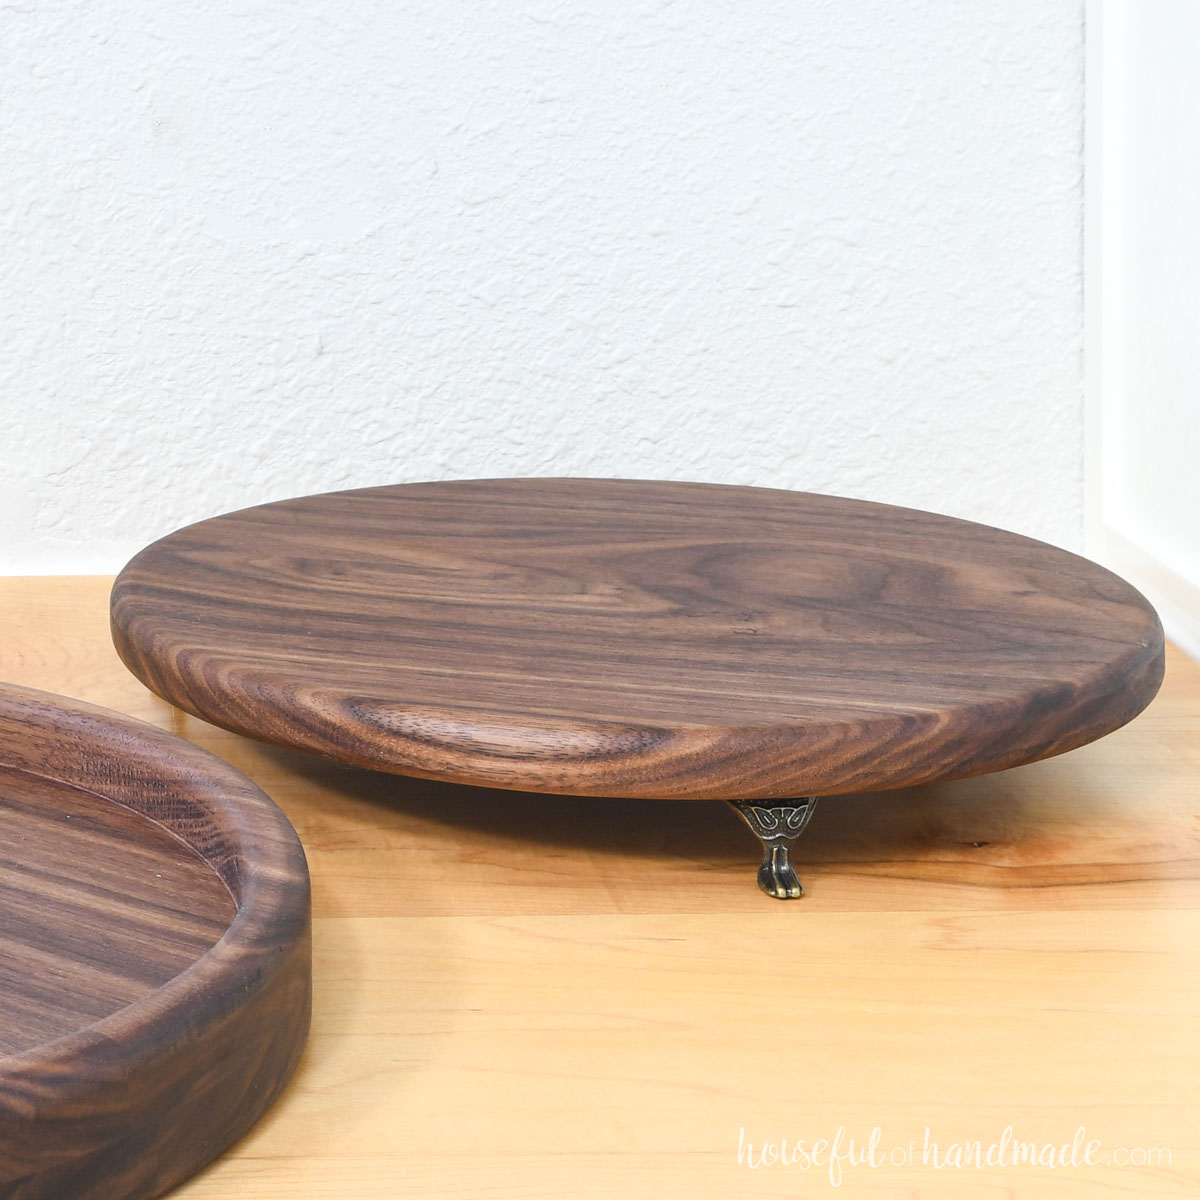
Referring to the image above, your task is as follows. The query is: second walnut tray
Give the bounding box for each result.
[0,682,311,1199]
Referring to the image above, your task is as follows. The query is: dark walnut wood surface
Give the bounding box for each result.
[111,479,1164,801]
[0,683,311,1200]
[0,769,233,1056]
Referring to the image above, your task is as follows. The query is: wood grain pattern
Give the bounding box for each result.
[4,577,1200,1198]
[0,682,311,1200]
[111,479,1164,800]
[0,770,234,1056]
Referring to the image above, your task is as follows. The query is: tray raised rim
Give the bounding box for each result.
[0,682,311,1198]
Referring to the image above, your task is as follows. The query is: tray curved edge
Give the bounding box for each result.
[108,606,1165,802]
[0,682,312,1200]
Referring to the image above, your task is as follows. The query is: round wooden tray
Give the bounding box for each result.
[110,478,1164,898]
[0,682,310,1198]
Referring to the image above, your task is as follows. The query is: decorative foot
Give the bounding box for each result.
[727,798,819,900]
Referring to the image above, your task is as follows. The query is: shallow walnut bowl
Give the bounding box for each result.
[0,683,310,1198]
[110,478,1164,899]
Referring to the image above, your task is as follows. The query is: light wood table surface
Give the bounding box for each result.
[3,576,1198,1199]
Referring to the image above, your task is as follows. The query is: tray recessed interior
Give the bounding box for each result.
[0,765,236,1055]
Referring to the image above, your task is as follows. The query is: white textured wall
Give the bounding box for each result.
[1107,1,1200,558]
[1086,0,1200,656]
[1,0,1084,573]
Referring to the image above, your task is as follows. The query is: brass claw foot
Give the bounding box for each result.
[727,798,818,900]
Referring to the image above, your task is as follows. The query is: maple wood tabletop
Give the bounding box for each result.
[3,576,1199,1198]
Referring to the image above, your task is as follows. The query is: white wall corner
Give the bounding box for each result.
[1084,0,1200,660]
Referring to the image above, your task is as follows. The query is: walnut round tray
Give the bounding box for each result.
[0,683,310,1199]
[110,478,1164,900]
